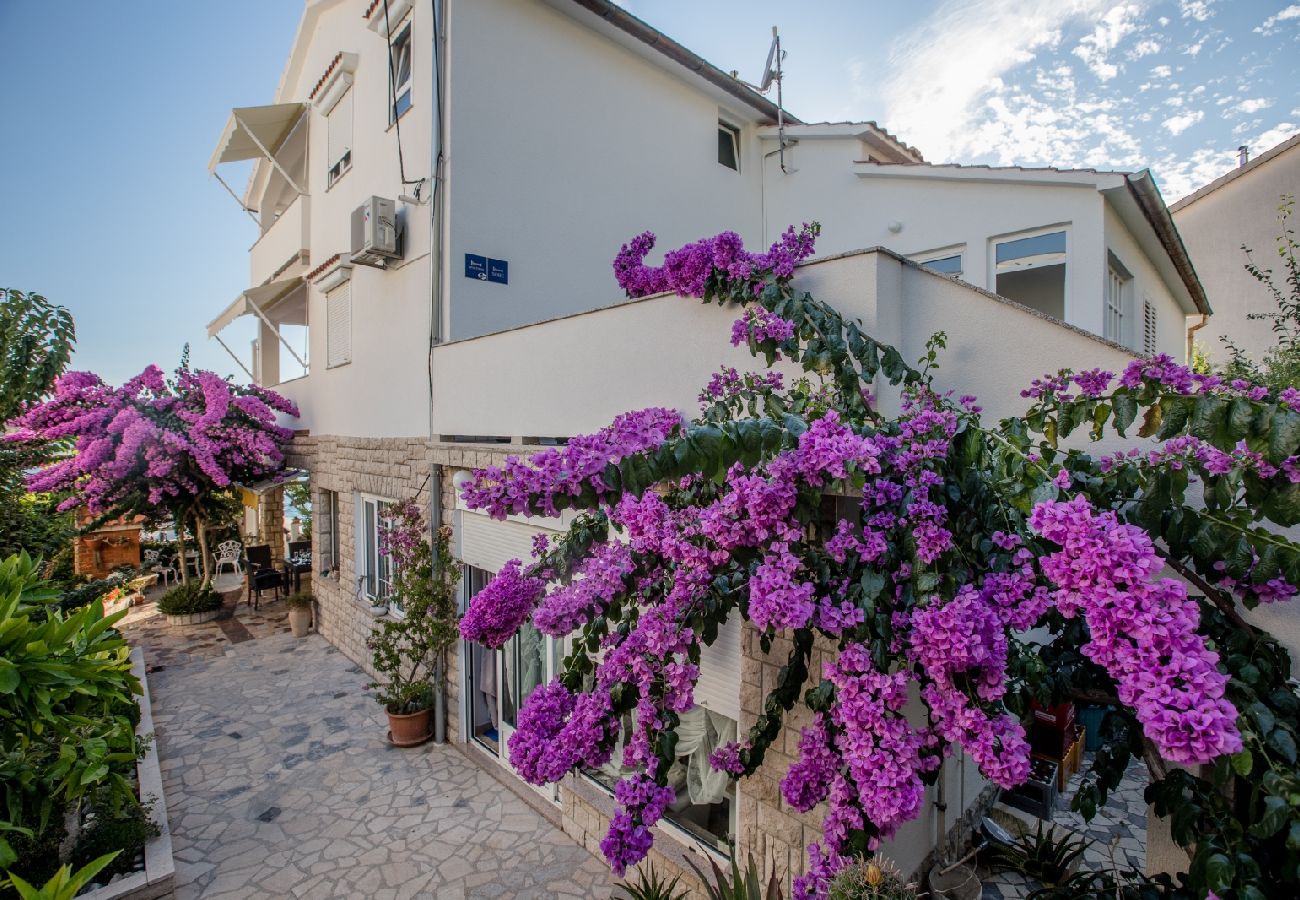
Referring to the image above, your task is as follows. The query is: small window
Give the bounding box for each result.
[318,489,341,573]
[359,496,394,603]
[390,23,413,122]
[1105,254,1132,345]
[1143,297,1157,355]
[917,254,963,276]
[717,122,740,171]
[327,89,353,187]
[995,229,1067,320]
[326,283,351,368]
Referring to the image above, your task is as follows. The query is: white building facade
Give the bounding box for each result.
[204,0,1211,891]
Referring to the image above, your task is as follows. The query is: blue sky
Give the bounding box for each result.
[1,1,1296,386]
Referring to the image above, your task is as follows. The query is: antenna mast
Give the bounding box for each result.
[760,27,791,174]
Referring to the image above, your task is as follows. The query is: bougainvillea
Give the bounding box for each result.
[6,361,298,582]
[458,225,1300,899]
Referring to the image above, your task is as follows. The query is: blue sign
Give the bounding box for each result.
[464,254,509,285]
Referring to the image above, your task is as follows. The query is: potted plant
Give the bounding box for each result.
[155,581,222,625]
[366,500,461,746]
[286,592,313,638]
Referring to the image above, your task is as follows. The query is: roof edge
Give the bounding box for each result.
[1170,131,1300,213]
[564,0,800,125]
[1125,170,1212,316]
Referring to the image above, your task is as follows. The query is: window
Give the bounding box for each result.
[326,283,351,368]
[317,489,340,574]
[915,252,963,276]
[994,229,1067,320]
[1143,297,1158,355]
[390,23,413,122]
[717,122,740,171]
[359,496,394,604]
[1105,254,1132,345]
[326,88,353,187]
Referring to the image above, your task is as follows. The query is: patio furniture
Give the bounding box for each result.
[286,540,312,592]
[244,544,286,610]
[214,540,243,576]
[144,549,178,587]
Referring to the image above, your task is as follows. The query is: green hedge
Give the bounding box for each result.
[156,582,221,616]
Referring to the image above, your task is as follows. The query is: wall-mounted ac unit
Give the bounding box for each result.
[350,196,401,268]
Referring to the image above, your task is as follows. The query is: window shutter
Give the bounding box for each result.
[1143,298,1157,356]
[317,489,335,568]
[456,510,555,574]
[328,89,353,168]
[695,615,741,721]
[326,284,351,367]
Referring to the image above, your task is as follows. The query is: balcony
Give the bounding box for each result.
[250,194,310,288]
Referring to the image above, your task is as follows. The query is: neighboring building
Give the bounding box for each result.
[1172,133,1300,364]
[203,0,1209,891]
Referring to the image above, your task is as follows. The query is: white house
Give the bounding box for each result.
[1172,132,1300,365]
[203,0,1210,891]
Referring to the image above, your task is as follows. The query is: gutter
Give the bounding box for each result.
[1125,169,1212,316]
[566,0,798,125]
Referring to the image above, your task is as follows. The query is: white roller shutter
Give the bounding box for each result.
[695,614,741,721]
[456,509,556,575]
[326,284,351,368]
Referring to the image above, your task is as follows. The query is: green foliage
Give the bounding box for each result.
[286,592,314,609]
[70,792,158,884]
[155,582,221,616]
[367,524,462,714]
[284,481,312,538]
[0,289,75,426]
[687,852,784,900]
[0,556,141,870]
[985,822,1090,888]
[1221,194,1300,393]
[612,866,690,900]
[826,858,917,900]
[1027,869,1180,900]
[5,853,118,900]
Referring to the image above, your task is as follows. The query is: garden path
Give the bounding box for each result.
[128,603,616,899]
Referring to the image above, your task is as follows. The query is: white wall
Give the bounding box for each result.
[1103,203,1187,357]
[1173,144,1300,364]
[444,0,765,340]
[267,0,436,439]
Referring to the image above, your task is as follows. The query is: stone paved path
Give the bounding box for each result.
[136,618,616,899]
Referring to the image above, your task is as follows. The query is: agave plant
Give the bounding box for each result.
[985,821,1091,888]
[613,866,690,900]
[686,852,784,900]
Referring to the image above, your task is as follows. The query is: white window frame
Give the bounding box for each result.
[389,20,413,123]
[989,224,1071,315]
[717,120,741,171]
[1105,252,1133,347]
[317,488,341,574]
[913,245,966,277]
[1143,295,1158,356]
[357,494,395,609]
[326,88,353,189]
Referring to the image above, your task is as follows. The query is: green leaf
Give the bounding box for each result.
[1112,394,1138,436]
[1267,727,1297,763]
[1250,795,1290,838]
[1204,853,1233,892]
[0,659,18,694]
[1269,409,1300,463]
[1230,749,1254,776]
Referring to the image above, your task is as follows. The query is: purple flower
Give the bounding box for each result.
[459,559,546,648]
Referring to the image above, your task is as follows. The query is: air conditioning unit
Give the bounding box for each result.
[350,196,401,268]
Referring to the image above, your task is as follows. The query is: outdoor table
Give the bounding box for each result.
[284,552,312,592]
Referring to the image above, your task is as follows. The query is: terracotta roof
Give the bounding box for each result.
[307,254,344,282]
[363,0,381,18]
[307,52,344,101]
[1170,131,1300,213]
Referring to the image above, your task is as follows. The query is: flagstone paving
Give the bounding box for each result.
[131,615,616,899]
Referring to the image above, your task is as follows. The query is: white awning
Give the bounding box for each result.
[208,103,308,172]
[207,277,305,337]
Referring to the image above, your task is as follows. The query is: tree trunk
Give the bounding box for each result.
[193,511,212,588]
[174,513,189,585]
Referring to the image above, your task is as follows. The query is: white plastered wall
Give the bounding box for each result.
[1102,202,1188,357]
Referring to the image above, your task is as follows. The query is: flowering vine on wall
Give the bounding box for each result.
[459,224,1299,899]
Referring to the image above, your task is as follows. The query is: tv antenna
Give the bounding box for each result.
[758,27,793,173]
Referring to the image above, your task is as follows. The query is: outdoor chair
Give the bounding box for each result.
[244,544,286,609]
[214,539,243,575]
[144,548,177,587]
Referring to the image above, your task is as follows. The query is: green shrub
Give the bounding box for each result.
[5,852,119,900]
[156,582,221,616]
[612,866,689,900]
[71,793,158,884]
[687,852,784,900]
[286,592,314,609]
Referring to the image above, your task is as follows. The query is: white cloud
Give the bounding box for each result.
[1254,4,1300,35]
[1073,3,1141,81]
[1151,64,1173,77]
[1248,122,1299,154]
[1179,0,1215,21]
[1184,36,1207,56]
[1163,110,1205,134]
[878,0,1152,162]
[1158,122,1299,201]
[1128,38,1161,58]
[1237,98,1273,114]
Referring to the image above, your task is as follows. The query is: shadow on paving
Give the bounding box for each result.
[132,623,617,899]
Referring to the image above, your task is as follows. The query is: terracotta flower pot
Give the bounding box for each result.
[288,605,312,638]
[387,707,432,747]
